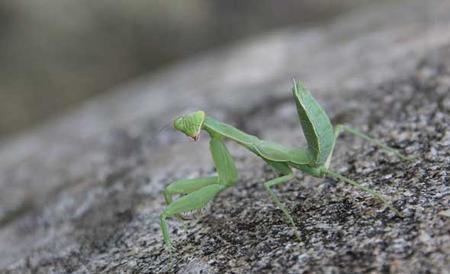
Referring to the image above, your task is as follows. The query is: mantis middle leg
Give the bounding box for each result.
[263,161,301,240]
[160,136,239,250]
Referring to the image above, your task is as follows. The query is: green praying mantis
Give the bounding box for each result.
[160,81,412,251]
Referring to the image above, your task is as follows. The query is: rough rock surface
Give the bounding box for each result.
[0,1,449,273]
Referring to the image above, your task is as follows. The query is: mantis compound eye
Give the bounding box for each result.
[173,111,205,140]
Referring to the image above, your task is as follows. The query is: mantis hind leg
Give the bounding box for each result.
[334,124,413,161]
[324,125,405,217]
[325,169,403,217]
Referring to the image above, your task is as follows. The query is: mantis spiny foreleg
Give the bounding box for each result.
[160,184,225,249]
[164,176,219,220]
[160,136,238,250]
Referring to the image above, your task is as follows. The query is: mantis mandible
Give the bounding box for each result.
[160,81,411,251]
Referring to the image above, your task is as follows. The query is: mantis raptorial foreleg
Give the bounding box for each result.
[164,177,219,205]
[160,184,225,249]
[160,136,239,250]
[164,176,219,220]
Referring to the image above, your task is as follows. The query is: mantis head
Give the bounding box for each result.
[173,111,206,141]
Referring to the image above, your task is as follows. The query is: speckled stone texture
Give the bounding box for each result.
[0,1,449,273]
[149,47,450,274]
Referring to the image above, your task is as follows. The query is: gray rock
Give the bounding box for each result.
[1,0,449,273]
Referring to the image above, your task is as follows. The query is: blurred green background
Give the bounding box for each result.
[0,0,370,137]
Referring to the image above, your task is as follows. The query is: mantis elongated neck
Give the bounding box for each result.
[203,116,314,166]
[202,116,259,148]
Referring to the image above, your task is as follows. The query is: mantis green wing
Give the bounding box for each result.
[253,140,312,164]
[293,81,334,166]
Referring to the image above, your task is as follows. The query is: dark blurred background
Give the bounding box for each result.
[0,0,372,138]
